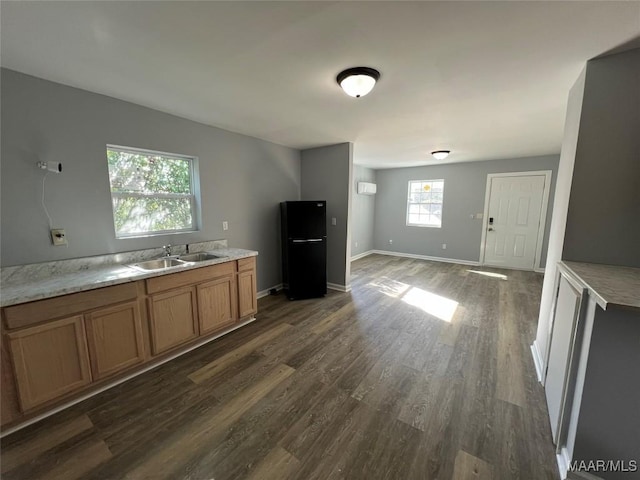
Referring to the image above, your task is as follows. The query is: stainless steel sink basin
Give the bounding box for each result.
[179,252,227,262]
[129,258,188,271]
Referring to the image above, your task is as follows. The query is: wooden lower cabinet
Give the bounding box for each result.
[197,275,237,335]
[85,301,146,380]
[1,337,21,425]
[1,256,259,428]
[238,258,257,319]
[148,286,199,355]
[6,316,92,411]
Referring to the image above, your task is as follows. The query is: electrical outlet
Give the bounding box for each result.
[355,241,358,248]
[442,243,447,249]
[222,221,228,231]
[331,217,337,226]
[51,228,67,246]
[389,239,393,245]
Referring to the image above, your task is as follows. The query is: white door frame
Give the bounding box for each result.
[479,170,553,271]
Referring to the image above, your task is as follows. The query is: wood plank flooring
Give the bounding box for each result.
[1,254,559,479]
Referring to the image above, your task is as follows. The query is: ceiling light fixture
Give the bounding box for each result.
[336,67,380,98]
[431,150,451,161]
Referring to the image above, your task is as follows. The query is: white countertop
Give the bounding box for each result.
[559,261,640,310]
[0,247,257,308]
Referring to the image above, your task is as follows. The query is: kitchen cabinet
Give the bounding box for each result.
[6,315,92,411]
[197,275,237,335]
[85,301,146,380]
[545,271,587,443]
[148,287,199,355]
[543,261,640,480]
[237,257,257,319]
[2,282,138,330]
[1,253,258,430]
[146,261,239,352]
[1,336,20,425]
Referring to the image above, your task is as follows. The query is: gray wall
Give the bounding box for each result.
[301,143,353,288]
[351,165,376,257]
[373,155,559,266]
[0,69,301,291]
[573,307,640,479]
[563,49,640,267]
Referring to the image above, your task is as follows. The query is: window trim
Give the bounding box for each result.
[107,144,200,239]
[406,179,444,228]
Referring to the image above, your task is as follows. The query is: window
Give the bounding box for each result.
[407,179,444,228]
[106,145,199,238]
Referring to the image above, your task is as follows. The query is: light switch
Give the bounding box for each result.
[222,221,228,231]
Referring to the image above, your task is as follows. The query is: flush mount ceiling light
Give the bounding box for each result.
[336,67,380,98]
[431,150,451,161]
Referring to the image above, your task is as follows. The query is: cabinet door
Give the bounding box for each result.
[85,301,145,380]
[545,273,587,443]
[237,261,257,319]
[148,287,198,355]
[1,334,21,425]
[197,275,237,335]
[7,316,92,411]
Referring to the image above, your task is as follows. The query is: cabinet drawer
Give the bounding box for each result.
[3,282,139,330]
[146,262,236,294]
[237,257,256,272]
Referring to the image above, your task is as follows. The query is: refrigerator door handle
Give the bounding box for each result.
[292,238,324,243]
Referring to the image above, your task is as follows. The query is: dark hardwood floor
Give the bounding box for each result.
[1,254,559,479]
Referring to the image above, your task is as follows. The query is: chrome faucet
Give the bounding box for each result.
[163,244,172,257]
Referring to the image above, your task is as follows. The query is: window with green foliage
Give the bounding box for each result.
[106,146,199,238]
[407,179,444,228]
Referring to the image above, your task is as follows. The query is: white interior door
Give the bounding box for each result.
[482,173,548,269]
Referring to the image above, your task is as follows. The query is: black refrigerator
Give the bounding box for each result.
[280,201,327,300]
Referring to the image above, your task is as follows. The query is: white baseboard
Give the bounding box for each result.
[262,283,350,295]
[351,250,374,261]
[531,341,545,383]
[257,284,283,299]
[327,282,352,293]
[557,447,571,480]
[369,249,544,272]
[371,250,480,266]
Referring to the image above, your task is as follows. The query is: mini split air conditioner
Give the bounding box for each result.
[357,182,377,195]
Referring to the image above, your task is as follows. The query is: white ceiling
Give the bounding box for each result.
[2,1,639,168]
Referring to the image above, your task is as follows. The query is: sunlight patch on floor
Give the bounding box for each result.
[401,287,458,323]
[367,277,410,298]
[467,270,508,280]
[367,276,458,322]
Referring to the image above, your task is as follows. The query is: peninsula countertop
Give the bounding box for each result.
[0,247,257,308]
[558,260,640,310]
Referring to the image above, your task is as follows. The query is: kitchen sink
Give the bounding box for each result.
[128,258,188,271]
[179,252,227,262]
